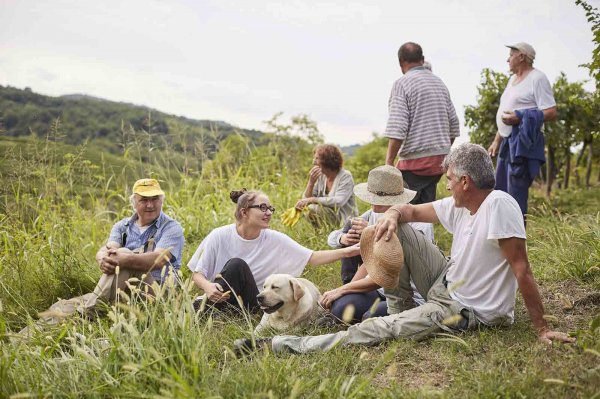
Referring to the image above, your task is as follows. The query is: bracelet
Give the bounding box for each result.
[388,207,402,220]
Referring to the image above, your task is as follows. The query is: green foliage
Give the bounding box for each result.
[263,112,324,145]
[576,0,600,90]
[464,69,509,146]
[0,85,264,156]
[0,124,598,398]
[345,134,388,183]
[545,73,588,149]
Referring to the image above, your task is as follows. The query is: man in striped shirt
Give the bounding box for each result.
[385,42,460,204]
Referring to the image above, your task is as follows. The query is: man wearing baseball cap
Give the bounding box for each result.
[93,178,185,288]
[488,42,557,218]
[19,179,184,334]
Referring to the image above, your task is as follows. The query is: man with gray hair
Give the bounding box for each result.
[488,42,557,217]
[235,144,573,355]
[19,179,184,335]
[384,42,460,205]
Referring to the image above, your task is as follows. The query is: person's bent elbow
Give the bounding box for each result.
[543,106,557,122]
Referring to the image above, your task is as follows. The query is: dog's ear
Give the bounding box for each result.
[289,279,305,302]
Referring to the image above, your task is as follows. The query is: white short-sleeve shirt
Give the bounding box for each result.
[187,224,313,292]
[496,69,556,137]
[433,191,526,325]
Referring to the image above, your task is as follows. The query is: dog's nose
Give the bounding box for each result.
[257,294,265,304]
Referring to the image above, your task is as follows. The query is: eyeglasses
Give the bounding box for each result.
[248,203,276,213]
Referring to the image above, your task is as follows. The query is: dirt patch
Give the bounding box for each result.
[536,279,599,330]
[368,344,455,391]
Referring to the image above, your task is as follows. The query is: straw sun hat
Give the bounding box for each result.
[353,165,416,206]
[360,225,403,289]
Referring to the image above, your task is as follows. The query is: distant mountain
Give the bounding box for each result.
[0,85,264,155]
[341,144,361,157]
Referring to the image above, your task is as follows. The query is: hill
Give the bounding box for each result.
[0,85,265,155]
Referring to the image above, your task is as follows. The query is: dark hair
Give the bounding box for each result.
[314,144,343,172]
[398,42,424,63]
[230,188,248,204]
[230,188,268,221]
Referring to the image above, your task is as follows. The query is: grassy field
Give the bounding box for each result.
[0,134,598,398]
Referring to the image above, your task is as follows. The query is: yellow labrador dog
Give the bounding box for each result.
[254,274,322,335]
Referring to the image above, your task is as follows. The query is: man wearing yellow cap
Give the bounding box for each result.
[90,178,185,300]
[20,179,184,332]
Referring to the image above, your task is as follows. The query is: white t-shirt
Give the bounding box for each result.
[496,69,556,137]
[433,191,526,325]
[187,224,313,292]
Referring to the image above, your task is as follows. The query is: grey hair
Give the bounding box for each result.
[441,143,495,189]
[525,55,534,66]
[129,193,165,210]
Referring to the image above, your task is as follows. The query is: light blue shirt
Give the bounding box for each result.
[108,211,184,283]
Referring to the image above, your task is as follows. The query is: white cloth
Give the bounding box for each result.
[310,168,358,223]
[187,224,313,292]
[496,69,556,137]
[433,191,526,325]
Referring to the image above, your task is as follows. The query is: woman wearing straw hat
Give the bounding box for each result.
[294,144,358,226]
[321,165,434,324]
[187,189,360,312]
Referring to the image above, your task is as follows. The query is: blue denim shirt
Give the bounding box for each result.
[108,211,184,283]
[499,108,546,179]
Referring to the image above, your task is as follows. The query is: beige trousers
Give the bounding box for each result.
[271,224,478,354]
[18,248,154,336]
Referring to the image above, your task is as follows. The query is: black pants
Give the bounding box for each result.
[331,290,387,324]
[341,255,362,285]
[213,258,260,312]
[400,170,442,205]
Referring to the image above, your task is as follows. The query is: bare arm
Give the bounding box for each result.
[302,166,322,198]
[488,132,503,157]
[499,237,574,344]
[96,241,121,269]
[542,106,557,122]
[102,247,174,274]
[320,265,379,309]
[374,203,439,242]
[308,245,360,266]
[385,138,403,166]
[192,272,230,303]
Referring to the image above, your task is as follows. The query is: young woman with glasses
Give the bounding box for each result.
[188,189,360,311]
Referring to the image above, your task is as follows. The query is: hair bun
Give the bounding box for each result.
[229,188,247,203]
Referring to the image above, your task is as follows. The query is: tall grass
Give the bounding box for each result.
[0,127,598,398]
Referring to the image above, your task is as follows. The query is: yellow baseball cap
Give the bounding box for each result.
[132,178,164,197]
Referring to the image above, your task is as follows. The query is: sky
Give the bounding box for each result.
[0,0,596,146]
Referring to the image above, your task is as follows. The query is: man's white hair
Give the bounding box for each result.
[130,193,165,211]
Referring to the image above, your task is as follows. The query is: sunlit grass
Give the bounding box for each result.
[0,131,598,398]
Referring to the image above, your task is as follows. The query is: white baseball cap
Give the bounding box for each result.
[506,42,536,61]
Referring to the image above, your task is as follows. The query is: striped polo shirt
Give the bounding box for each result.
[384,66,460,161]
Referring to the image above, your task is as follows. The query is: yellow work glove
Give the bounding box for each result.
[281,207,305,227]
